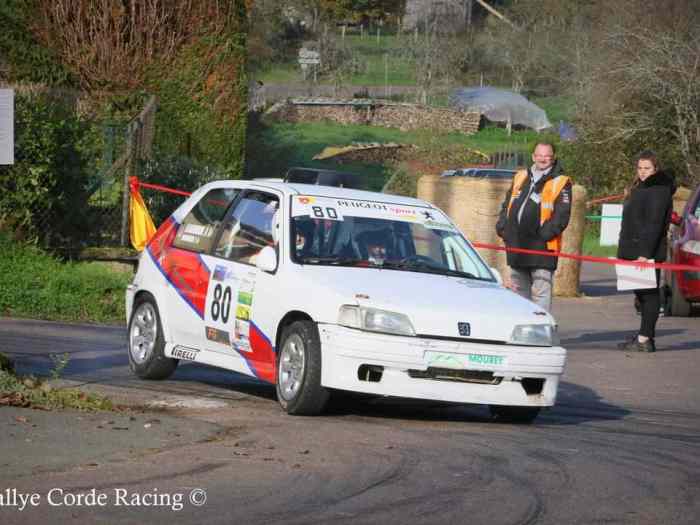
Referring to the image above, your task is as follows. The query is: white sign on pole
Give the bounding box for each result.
[600,203,623,246]
[0,89,14,165]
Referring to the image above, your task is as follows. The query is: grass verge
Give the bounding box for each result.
[0,357,114,411]
[246,119,544,189]
[0,233,131,324]
[581,229,619,258]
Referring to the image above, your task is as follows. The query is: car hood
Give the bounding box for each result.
[296,266,555,342]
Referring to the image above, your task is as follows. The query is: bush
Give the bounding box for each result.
[0,0,73,85]
[0,92,99,248]
[139,155,221,225]
[382,166,420,197]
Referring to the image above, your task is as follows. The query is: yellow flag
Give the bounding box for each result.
[129,177,156,251]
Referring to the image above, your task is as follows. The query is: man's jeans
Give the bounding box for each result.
[510,267,554,312]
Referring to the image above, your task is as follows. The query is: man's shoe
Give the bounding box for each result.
[617,338,656,352]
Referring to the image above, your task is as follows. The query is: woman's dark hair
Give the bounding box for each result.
[628,149,660,193]
[636,149,659,170]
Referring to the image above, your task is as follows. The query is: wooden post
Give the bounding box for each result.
[384,53,389,98]
[120,120,139,247]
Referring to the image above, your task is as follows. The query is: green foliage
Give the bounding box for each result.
[146,31,247,178]
[320,0,406,22]
[382,165,419,197]
[558,127,687,200]
[0,0,73,85]
[0,233,130,324]
[49,353,71,381]
[0,92,100,247]
[0,369,114,411]
[246,119,539,193]
[254,33,418,86]
[140,155,221,225]
[532,95,575,124]
[581,229,618,258]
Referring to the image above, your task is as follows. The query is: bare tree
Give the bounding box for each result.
[30,0,237,92]
[409,2,463,105]
[570,0,700,185]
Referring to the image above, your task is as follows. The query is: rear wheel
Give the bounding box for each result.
[667,273,691,317]
[276,321,329,415]
[489,405,541,424]
[128,295,178,380]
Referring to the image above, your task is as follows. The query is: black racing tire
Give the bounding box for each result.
[489,405,541,424]
[275,320,329,416]
[127,294,178,380]
[668,273,691,317]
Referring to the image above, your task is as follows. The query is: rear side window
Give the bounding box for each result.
[213,191,279,265]
[173,188,239,253]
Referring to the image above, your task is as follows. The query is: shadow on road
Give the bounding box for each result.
[315,380,629,427]
[579,277,624,297]
[562,327,698,352]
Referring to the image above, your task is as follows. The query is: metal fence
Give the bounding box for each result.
[54,96,157,253]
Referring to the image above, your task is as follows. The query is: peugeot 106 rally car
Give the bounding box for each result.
[126,177,567,422]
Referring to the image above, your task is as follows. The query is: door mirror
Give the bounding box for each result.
[490,267,503,285]
[256,245,277,272]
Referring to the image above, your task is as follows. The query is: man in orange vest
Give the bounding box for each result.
[496,143,572,312]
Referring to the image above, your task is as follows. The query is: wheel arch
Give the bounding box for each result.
[275,310,315,357]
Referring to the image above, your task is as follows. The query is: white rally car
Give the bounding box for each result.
[126,178,566,422]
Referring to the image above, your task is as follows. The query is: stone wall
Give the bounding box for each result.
[267,98,481,135]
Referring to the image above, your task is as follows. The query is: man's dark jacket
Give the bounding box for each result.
[617,171,675,262]
[496,161,572,271]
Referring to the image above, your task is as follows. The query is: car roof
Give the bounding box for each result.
[204,179,434,209]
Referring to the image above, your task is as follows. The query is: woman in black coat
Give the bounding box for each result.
[617,150,675,352]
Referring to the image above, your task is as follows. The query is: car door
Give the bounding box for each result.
[199,189,282,383]
[165,185,242,350]
[676,187,700,294]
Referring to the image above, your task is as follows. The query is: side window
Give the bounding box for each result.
[213,191,279,265]
[172,188,239,253]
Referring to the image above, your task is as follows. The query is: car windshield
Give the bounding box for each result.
[290,195,494,281]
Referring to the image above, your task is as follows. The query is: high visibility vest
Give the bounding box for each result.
[507,169,570,252]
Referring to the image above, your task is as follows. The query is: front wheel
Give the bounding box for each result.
[276,321,329,416]
[489,405,541,424]
[128,295,178,380]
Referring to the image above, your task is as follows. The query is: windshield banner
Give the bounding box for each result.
[291,196,456,231]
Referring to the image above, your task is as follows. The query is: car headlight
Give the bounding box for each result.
[510,324,558,347]
[338,305,416,336]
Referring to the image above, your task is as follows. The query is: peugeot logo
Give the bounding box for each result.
[458,322,471,337]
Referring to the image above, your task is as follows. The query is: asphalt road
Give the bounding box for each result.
[1,262,699,525]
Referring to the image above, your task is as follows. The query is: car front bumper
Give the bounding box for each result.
[318,324,567,407]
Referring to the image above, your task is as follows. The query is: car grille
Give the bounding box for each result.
[408,367,502,385]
